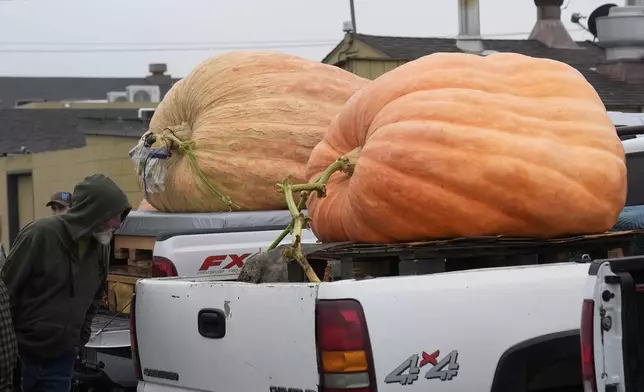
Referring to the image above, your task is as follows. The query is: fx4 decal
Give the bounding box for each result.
[199,253,251,272]
[269,387,315,392]
[384,349,460,386]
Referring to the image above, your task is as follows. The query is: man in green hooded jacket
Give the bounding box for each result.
[0,173,131,392]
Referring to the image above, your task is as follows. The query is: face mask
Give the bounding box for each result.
[92,229,114,245]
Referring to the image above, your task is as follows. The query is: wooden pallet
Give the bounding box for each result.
[113,234,154,268]
[106,235,156,314]
[288,230,641,282]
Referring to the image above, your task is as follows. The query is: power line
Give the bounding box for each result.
[0,38,340,46]
[485,31,533,37]
[0,29,590,53]
[0,27,589,47]
[485,27,585,37]
[0,42,338,53]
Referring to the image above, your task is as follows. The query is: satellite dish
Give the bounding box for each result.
[588,3,618,38]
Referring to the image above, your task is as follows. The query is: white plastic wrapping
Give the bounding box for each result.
[129,133,172,196]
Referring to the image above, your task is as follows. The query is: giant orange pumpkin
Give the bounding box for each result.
[305,52,627,243]
[142,51,368,212]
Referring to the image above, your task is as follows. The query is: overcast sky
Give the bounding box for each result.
[0,0,624,78]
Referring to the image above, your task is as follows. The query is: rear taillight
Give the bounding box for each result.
[130,292,143,380]
[316,300,376,392]
[151,256,178,277]
[581,299,597,392]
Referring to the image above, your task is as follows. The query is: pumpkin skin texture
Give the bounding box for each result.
[305,52,627,243]
[144,51,368,212]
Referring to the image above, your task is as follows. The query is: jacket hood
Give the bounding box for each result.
[62,174,132,241]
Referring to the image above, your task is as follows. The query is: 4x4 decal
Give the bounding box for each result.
[384,349,460,386]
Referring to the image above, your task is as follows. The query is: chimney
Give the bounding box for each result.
[149,63,167,76]
[595,5,644,83]
[145,63,173,96]
[457,0,484,53]
[529,0,580,49]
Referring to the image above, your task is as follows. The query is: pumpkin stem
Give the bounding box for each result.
[267,147,362,283]
[158,124,241,211]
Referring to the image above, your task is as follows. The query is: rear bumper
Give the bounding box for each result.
[137,381,184,392]
[78,347,137,389]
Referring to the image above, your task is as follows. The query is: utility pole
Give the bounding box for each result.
[349,0,358,33]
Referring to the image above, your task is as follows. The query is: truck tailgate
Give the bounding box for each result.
[586,256,644,391]
[318,263,589,391]
[135,278,320,392]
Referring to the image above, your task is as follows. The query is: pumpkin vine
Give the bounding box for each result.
[269,147,362,283]
[160,124,240,211]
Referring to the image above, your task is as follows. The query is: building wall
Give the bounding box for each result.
[344,58,410,80]
[323,35,386,65]
[322,35,409,80]
[0,135,143,249]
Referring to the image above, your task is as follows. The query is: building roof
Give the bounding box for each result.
[342,33,644,109]
[0,109,146,155]
[79,110,148,138]
[0,76,180,109]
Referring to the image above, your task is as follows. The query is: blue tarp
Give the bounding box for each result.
[614,205,644,230]
[613,205,644,255]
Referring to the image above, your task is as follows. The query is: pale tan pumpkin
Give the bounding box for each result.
[305,52,627,243]
[142,51,368,212]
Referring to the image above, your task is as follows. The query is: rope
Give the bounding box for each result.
[160,127,240,211]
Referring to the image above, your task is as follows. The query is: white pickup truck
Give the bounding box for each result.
[130,120,644,392]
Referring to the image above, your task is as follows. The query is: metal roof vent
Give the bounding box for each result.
[456,0,485,54]
[596,5,644,61]
[595,4,644,83]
